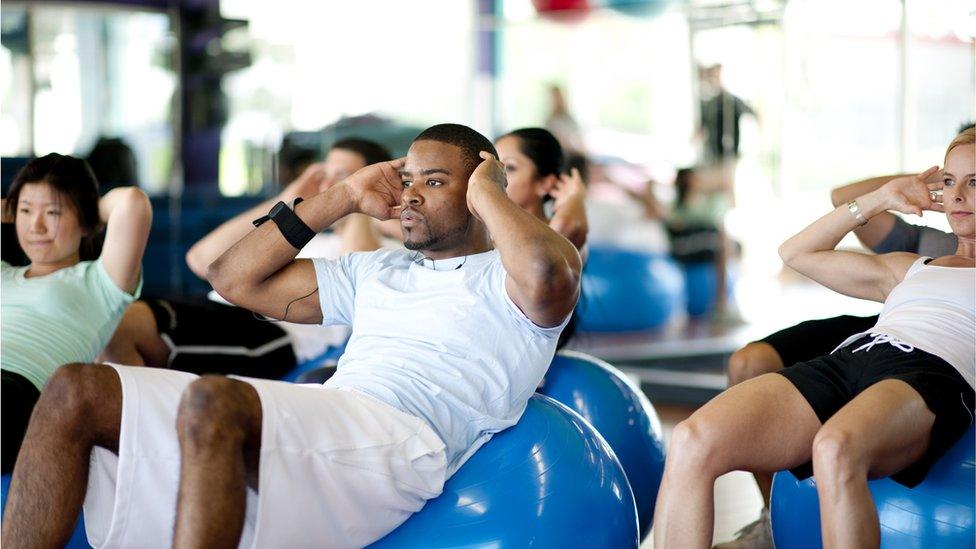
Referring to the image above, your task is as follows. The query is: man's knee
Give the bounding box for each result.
[176,376,256,448]
[727,342,784,386]
[39,363,113,417]
[34,363,122,441]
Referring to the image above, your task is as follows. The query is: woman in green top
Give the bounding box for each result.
[667,166,734,319]
[1,153,151,473]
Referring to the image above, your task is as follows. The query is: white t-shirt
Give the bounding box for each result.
[834,257,975,388]
[207,232,400,362]
[313,249,569,474]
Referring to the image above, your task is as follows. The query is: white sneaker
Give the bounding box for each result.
[713,509,773,549]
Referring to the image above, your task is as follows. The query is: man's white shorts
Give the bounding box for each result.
[83,364,447,548]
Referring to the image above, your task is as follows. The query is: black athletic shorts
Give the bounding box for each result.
[145,298,296,379]
[759,315,879,368]
[2,370,41,474]
[778,336,975,487]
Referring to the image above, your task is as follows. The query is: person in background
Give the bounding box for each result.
[98,138,392,378]
[667,166,737,321]
[697,64,754,184]
[86,137,139,193]
[495,127,587,349]
[277,138,319,188]
[3,137,142,268]
[545,84,586,157]
[1,153,151,474]
[494,127,588,254]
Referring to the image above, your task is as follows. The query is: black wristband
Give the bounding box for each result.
[256,200,315,250]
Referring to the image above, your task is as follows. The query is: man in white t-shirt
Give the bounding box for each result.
[3,124,582,548]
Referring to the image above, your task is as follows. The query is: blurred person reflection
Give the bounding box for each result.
[545,84,586,157]
[667,166,738,323]
[278,140,320,187]
[697,64,755,184]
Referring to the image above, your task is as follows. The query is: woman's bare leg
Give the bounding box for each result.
[99,301,171,367]
[725,342,786,505]
[812,379,935,549]
[653,373,821,548]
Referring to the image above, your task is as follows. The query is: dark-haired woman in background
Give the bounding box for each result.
[99,138,393,377]
[495,128,588,348]
[1,153,151,473]
[494,127,588,254]
[667,166,735,320]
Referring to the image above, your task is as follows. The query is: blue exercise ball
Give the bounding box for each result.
[681,262,737,317]
[1,474,90,548]
[771,425,975,548]
[576,246,684,332]
[538,351,666,542]
[279,340,346,383]
[682,262,717,317]
[370,394,638,548]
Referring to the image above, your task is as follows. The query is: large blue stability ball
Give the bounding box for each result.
[681,262,736,317]
[279,340,346,382]
[770,425,975,548]
[682,262,718,317]
[1,474,90,548]
[371,394,638,548]
[576,246,684,333]
[538,351,666,542]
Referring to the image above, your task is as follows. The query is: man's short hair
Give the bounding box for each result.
[331,138,392,166]
[413,123,497,176]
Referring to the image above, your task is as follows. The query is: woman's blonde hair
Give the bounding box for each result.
[945,127,975,161]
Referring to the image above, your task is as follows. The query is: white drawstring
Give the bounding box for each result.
[852,332,915,354]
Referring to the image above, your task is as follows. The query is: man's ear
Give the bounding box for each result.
[536,174,558,197]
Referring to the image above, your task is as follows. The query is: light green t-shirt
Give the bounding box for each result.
[670,192,729,227]
[1,259,141,391]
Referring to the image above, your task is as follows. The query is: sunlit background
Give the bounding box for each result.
[1,0,974,316]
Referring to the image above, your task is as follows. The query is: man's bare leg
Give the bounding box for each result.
[173,376,262,549]
[2,363,122,548]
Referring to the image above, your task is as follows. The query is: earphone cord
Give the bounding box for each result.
[252,286,320,323]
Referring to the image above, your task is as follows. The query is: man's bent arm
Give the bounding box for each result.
[468,154,581,328]
[207,184,357,323]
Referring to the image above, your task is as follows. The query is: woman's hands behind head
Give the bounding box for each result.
[875,166,944,217]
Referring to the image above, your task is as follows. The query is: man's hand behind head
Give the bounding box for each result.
[466,151,508,220]
[341,158,406,221]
